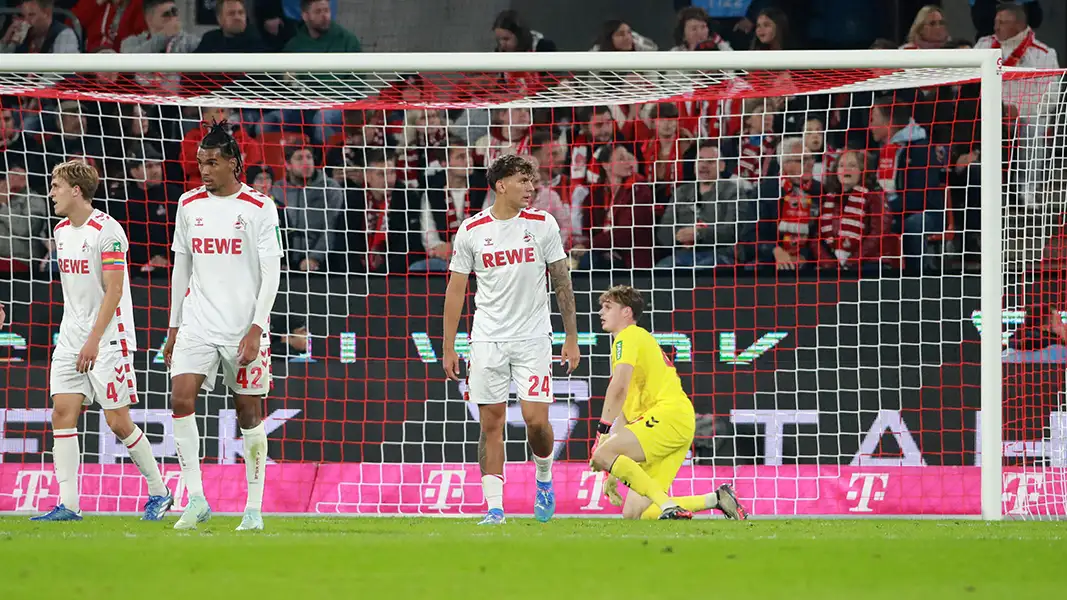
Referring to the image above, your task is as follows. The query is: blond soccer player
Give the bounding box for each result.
[591,285,748,520]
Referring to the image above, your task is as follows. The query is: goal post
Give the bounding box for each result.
[2,48,1061,520]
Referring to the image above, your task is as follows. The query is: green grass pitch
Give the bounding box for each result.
[0,517,1064,599]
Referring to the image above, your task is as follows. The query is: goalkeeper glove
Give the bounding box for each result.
[603,474,624,507]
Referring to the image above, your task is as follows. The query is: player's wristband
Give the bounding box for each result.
[596,419,612,435]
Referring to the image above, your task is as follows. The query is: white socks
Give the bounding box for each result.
[121,425,168,497]
[53,428,80,512]
[532,452,553,483]
[172,414,204,498]
[481,474,504,511]
[241,423,268,512]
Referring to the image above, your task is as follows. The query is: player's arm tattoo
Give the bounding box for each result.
[548,258,577,337]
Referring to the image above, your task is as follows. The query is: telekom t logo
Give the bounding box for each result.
[424,469,466,510]
[1002,472,1044,515]
[576,470,607,511]
[846,472,889,512]
[12,471,54,511]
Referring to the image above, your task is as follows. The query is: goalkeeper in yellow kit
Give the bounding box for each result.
[590,286,748,520]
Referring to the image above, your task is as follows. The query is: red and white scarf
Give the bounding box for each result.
[992,28,1035,67]
[778,178,815,255]
[365,192,390,270]
[820,187,868,259]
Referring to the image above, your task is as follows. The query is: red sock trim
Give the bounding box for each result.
[487,474,504,482]
[172,411,195,419]
[125,432,144,449]
[54,433,78,439]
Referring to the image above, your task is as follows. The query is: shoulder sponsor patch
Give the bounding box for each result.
[614,340,623,361]
[111,241,122,252]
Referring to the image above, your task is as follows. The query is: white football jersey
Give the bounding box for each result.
[54,209,136,353]
[173,184,283,345]
[449,207,567,342]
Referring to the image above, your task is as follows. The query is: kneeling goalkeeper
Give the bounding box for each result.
[591,285,748,520]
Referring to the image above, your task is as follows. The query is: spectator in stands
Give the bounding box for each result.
[804,116,839,183]
[816,149,891,271]
[750,6,790,50]
[396,109,448,190]
[525,152,572,248]
[492,9,555,52]
[120,0,200,54]
[45,100,105,172]
[247,164,277,199]
[0,101,46,192]
[637,102,692,191]
[569,105,622,188]
[274,146,344,272]
[577,143,655,270]
[757,136,821,271]
[180,107,263,187]
[253,0,298,50]
[591,19,657,51]
[342,148,415,274]
[195,0,268,53]
[531,128,586,249]
[0,159,50,262]
[671,6,732,52]
[473,108,532,167]
[657,142,754,268]
[868,95,944,274]
[118,145,179,272]
[737,98,777,183]
[971,0,1042,39]
[410,142,488,272]
[901,5,949,50]
[975,2,1058,204]
[72,0,145,53]
[283,0,360,52]
[0,0,79,53]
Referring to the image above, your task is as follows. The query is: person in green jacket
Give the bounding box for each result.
[283,0,361,53]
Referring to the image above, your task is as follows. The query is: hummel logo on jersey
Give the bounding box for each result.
[484,238,493,247]
[645,416,660,429]
[57,242,64,251]
[195,217,205,227]
[234,215,247,230]
[482,247,535,268]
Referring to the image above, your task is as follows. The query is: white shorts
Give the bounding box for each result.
[171,328,272,395]
[50,341,138,409]
[466,337,553,404]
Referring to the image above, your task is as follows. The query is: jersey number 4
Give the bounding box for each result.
[527,375,551,397]
[236,367,263,389]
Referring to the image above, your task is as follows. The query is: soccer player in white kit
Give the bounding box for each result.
[164,123,282,531]
[32,160,173,522]
[443,154,580,525]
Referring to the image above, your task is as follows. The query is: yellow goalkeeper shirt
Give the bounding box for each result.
[610,324,691,423]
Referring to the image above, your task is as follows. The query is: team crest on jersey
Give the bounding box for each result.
[523,230,534,243]
[195,217,204,227]
[234,215,247,231]
[81,241,90,253]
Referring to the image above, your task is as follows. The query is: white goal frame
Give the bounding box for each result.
[1,49,1005,520]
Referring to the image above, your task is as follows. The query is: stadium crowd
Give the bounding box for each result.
[0,0,1062,282]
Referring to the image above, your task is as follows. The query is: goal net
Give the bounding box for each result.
[0,50,1064,519]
